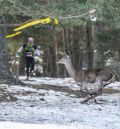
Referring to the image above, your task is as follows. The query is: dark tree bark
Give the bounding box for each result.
[71,26,84,70]
[42,49,47,76]
[0,25,16,84]
[62,26,70,77]
[54,36,60,77]
[93,22,105,68]
[0,17,23,85]
[49,46,57,77]
[86,21,94,69]
[63,27,69,52]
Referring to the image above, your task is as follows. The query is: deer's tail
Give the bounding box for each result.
[104,71,116,86]
[108,71,116,83]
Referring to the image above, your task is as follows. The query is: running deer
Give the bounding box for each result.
[57,54,116,103]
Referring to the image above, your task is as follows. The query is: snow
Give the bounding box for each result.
[0,77,120,129]
[20,76,80,90]
[0,122,98,129]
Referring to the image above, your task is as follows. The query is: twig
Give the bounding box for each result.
[59,6,97,20]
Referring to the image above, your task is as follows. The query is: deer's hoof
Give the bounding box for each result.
[80,100,88,104]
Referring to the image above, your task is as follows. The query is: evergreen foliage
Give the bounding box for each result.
[0,0,120,79]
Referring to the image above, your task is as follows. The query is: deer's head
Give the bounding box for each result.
[57,52,71,65]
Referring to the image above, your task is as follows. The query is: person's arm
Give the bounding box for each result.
[33,45,37,50]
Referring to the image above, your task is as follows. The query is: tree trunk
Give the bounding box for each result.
[71,26,85,70]
[0,17,23,85]
[62,27,69,77]
[49,46,57,77]
[54,36,60,77]
[43,46,49,77]
[84,21,94,69]
[0,25,16,84]
[93,22,105,68]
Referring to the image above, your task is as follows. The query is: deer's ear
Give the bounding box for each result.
[64,51,71,59]
[64,51,67,56]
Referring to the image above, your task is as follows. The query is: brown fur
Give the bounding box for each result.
[57,55,116,86]
[57,54,116,103]
[75,68,115,84]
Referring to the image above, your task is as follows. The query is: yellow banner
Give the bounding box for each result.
[6,31,22,38]
[14,17,58,31]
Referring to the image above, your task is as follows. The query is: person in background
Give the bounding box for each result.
[16,37,40,80]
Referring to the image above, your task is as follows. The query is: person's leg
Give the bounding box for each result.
[30,58,35,77]
[26,58,30,80]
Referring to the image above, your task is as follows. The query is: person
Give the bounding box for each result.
[16,37,39,80]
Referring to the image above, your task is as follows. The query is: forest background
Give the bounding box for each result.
[0,0,120,84]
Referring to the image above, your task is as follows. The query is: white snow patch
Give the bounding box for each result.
[20,76,79,90]
[0,122,99,129]
[0,77,120,129]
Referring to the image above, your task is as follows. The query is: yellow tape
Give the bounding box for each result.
[6,31,22,38]
[54,18,59,25]
[6,17,59,39]
[14,17,59,31]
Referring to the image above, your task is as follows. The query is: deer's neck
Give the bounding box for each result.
[65,61,77,81]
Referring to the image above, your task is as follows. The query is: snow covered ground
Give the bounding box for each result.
[0,77,120,129]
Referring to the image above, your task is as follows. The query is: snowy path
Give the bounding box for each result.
[0,77,120,129]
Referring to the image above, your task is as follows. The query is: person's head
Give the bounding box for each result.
[28,37,34,45]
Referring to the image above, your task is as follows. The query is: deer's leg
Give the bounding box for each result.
[81,79,105,104]
[96,79,104,95]
[79,81,89,97]
[76,82,85,97]
[78,82,86,97]
[81,93,103,104]
[81,80,102,104]
[77,82,82,87]
[77,82,84,92]
[91,79,104,104]
[94,98,104,104]
[81,95,96,104]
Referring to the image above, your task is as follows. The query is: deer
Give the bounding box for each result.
[57,53,116,103]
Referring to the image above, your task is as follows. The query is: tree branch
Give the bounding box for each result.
[59,6,97,20]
